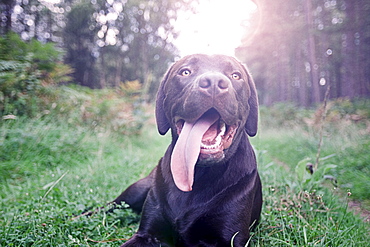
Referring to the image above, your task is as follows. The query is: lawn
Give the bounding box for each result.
[1,99,369,246]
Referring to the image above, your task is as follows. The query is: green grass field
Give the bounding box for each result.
[1,99,369,246]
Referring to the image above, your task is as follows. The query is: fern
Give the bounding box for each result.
[0,33,72,118]
[0,60,23,72]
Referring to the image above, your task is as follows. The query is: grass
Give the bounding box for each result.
[249,148,369,246]
[255,101,370,206]
[0,117,93,184]
[1,99,369,246]
[248,100,370,245]
[0,116,166,246]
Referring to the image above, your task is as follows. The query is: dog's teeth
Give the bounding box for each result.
[220,122,226,136]
[201,138,220,149]
[201,123,224,149]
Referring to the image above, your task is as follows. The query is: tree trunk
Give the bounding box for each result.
[297,47,308,107]
[3,0,15,34]
[115,59,122,88]
[100,50,107,88]
[341,0,356,99]
[305,0,320,104]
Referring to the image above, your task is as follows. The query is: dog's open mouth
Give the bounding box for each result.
[199,118,237,156]
[171,109,238,192]
[175,111,237,156]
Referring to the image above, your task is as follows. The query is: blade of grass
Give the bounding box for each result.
[40,171,69,201]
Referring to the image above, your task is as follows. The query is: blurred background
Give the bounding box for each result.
[1,0,369,108]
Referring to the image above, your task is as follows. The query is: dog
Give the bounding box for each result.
[110,54,262,246]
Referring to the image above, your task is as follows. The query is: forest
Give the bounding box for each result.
[1,0,369,108]
[1,0,192,104]
[237,0,370,106]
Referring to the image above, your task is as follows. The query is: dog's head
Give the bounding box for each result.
[155,54,258,191]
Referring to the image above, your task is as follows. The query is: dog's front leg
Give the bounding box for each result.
[112,166,157,213]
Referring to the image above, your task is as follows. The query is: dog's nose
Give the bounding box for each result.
[198,72,230,96]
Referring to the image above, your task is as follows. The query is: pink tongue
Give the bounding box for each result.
[171,112,220,191]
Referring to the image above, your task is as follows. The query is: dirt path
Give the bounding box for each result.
[348,200,370,223]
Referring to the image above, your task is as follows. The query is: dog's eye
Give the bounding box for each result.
[180,69,191,76]
[232,72,242,80]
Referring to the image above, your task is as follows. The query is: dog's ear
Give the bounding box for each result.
[155,68,172,135]
[244,66,259,137]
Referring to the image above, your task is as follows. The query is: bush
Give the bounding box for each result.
[52,85,149,135]
[0,33,146,135]
[0,32,73,117]
[0,32,60,70]
[259,102,313,129]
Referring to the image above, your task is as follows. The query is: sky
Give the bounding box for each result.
[173,0,257,57]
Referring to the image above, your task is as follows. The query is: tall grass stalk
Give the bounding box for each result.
[314,84,331,171]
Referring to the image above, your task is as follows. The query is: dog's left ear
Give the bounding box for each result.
[155,68,172,135]
[244,66,259,137]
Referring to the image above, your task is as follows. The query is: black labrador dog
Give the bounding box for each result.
[108,54,262,246]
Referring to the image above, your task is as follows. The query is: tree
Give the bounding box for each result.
[63,2,98,87]
[304,0,320,104]
[1,0,195,98]
[0,0,15,34]
[237,0,370,107]
[88,0,192,97]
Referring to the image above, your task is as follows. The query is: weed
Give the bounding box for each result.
[250,149,369,246]
[255,99,370,204]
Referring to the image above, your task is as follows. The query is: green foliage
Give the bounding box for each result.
[46,63,74,85]
[0,58,43,116]
[255,99,370,204]
[0,32,27,61]
[333,142,370,202]
[0,32,60,71]
[327,98,370,121]
[0,32,73,117]
[259,103,312,128]
[53,85,149,135]
[294,156,337,192]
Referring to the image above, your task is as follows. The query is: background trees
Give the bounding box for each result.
[1,0,369,107]
[237,0,370,106]
[1,0,191,98]
[63,3,97,87]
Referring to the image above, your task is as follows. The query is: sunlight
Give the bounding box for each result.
[174,0,257,56]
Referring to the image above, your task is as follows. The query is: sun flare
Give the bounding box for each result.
[174,0,257,56]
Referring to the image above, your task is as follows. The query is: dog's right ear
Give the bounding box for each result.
[155,68,172,135]
[240,62,258,137]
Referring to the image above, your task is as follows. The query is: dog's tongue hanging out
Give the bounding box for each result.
[171,111,220,192]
